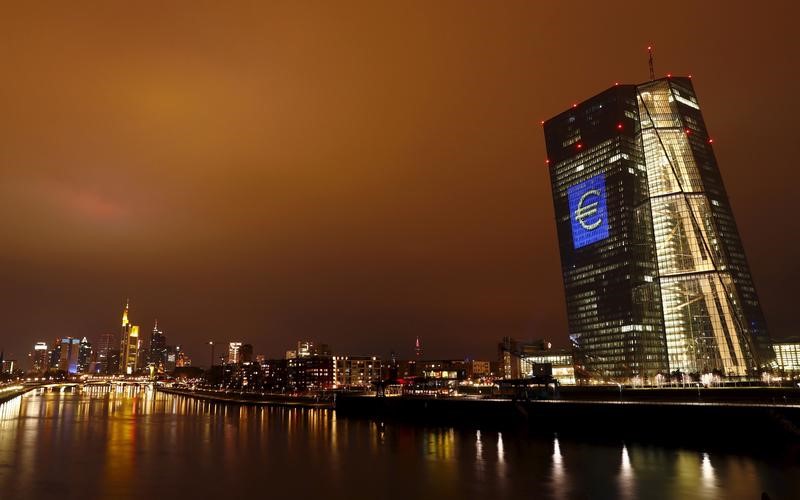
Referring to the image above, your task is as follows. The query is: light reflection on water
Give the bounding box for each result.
[619,444,634,500]
[551,435,567,498]
[0,390,796,500]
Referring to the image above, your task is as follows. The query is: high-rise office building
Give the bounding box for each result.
[49,339,61,371]
[31,342,49,373]
[291,341,332,359]
[148,320,167,370]
[240,344,253,364]
[544,76,772,380]
[119,300,141,375]
[95,332,117,374]
[58,338,81,374]
[227,342,243,364]
[77,337,92,373]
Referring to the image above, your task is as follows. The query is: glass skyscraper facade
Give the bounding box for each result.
[544,77,772,380]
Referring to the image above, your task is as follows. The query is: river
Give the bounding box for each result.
[0,387,797,499]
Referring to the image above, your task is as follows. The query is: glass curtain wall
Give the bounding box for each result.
[637,81,754,376]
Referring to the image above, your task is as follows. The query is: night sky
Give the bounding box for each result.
[2,2,798,365]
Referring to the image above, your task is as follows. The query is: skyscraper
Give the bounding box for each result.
[240,344,253,363]
[95,332,117,374]
[227,342,243,364]
[49,339,61,371]
[119,300,141,375]
[58,338,81,374]
[148,319,167,370]
[544,76,772,380]
[31,342,49,373]
[77,337,92,373]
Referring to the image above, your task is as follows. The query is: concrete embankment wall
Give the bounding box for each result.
[0,387,34,405]
[157,387,334,408]
[336,396,800,444]
[556,386,800,404]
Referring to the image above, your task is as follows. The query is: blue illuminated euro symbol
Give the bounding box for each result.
[574,189,603,230]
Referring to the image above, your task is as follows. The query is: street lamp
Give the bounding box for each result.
[208,341,215,369]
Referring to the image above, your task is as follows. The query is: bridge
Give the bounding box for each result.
[22,379,155,393]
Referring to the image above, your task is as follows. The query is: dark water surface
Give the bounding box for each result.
[0,388,797,499]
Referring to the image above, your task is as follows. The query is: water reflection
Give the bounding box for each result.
[0,391,796,500]
[550,435,567,498]
[497,432,505,464]
[619,444,634,500]
[701,452,716,491]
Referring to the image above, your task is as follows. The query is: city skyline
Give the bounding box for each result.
[2,2,799,366]
[10,299,446,368]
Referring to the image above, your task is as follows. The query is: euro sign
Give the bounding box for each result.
[574,189,603,230]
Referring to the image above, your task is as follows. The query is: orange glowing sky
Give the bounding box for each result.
[1,1,798,362]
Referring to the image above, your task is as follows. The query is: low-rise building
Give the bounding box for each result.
[418,360,468,380]
[499,337,576,385]
[260,358,288,390]
[521,349,576,385]
[287,355,333,391]
[467,360,491,379]
[773,338,800,375]
[333,355,382,389]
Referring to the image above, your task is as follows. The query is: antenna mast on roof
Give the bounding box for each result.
[648,45,655,80]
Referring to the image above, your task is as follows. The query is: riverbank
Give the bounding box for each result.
[336,394,800,444]
[0,385,34,405]
[156,385,800,444]
[157,386,334,408]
